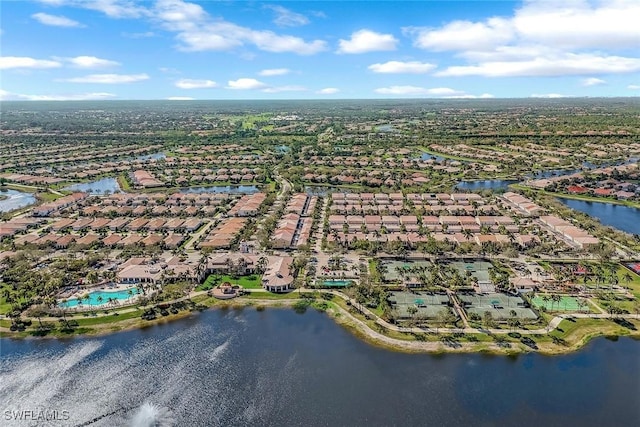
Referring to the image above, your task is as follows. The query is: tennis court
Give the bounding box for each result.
[382,260,433,281]
[448,260,492,283]
[388,291,452,318]
[459,293,538,320]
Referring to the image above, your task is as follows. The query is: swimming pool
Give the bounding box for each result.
[322,280,353,287]
[59,287,139,308]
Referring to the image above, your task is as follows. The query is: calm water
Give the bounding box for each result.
[456,180,518,191]
[529,159,638,180]
[181,185,259,194]
[0,189,37,212]
[63,177,121,195]
[421,152,448,162]
[137,152,166,161]
[558,198,640,235]
[1,309,638,427]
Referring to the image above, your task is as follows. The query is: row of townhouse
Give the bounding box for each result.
[200,217,247,249]
[271,214,314,249]
[130,170,164,188]
[332,192,483,203]
[285,193,318,217]
[83,204,214,217]
[32,192,88,217]
[330,204,499,215]
[102,192,232,206]
[501,192,546,216]
[227,193,267,217]
[0,173,65,185]
[539,215,600,249]
[49,217,203,233]
[0,217,47,238]
[328,215,518,233]
[327,231,538,247]
[14,231,187,249]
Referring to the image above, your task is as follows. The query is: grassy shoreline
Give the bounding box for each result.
[511,183,640,208]
[2,293,638,356]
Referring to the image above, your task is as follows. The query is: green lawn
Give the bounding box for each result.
[197,274,262,291]
[0,284,13,315]
[618,265,640,296]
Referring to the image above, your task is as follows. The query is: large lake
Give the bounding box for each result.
[456,180,518,191]
[558,198,640,235]
[0,189,36,212]
[1,309,638,427]
[63,177,121,195]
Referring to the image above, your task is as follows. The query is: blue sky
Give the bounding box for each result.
[1,0,639,100]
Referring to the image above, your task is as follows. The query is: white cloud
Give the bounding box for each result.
[38,0,327,55]
[436,54,640,77]
[512,1,640,51]
[406,1,640,79]
[166,96,194,100]
[78,0,149,19]
[374,86,463,96]
[174,79,217,89]
[0,90,116,101]
[404,18,513,52]
[368,61,436,74]
[64,73,149,83]
[155,0,326,55]
[122,31,156,38]
[265,5,309,27]
[258,68,291,76]
[155,0,206,27]
[0,56,61,69]
[226,78,267,90]
[250,32,326,55]
[159,67,180,74]
[337,29,398,54]
[628,85,640,90]
[582,77,606,87]
[530,93,573,98]
[37,0,149,19]
[316,88,340,95]
[32,12,85,27]
[66,56,120,68]
[408,1,640,53]
[262,85,306,93]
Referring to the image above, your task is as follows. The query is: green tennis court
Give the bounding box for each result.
[532,295,586,312]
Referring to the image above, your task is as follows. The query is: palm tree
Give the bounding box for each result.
[97,295,104,306]
[407,305,418,318]
[257,256,268,274]
[577,298,588,313]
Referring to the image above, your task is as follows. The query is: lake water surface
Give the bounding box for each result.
[0,189,37,212]
[1,309,638,427]
[558,198,640,235]
[456,180,518,191]
[63,177,121,195]
[181,185,259,194]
